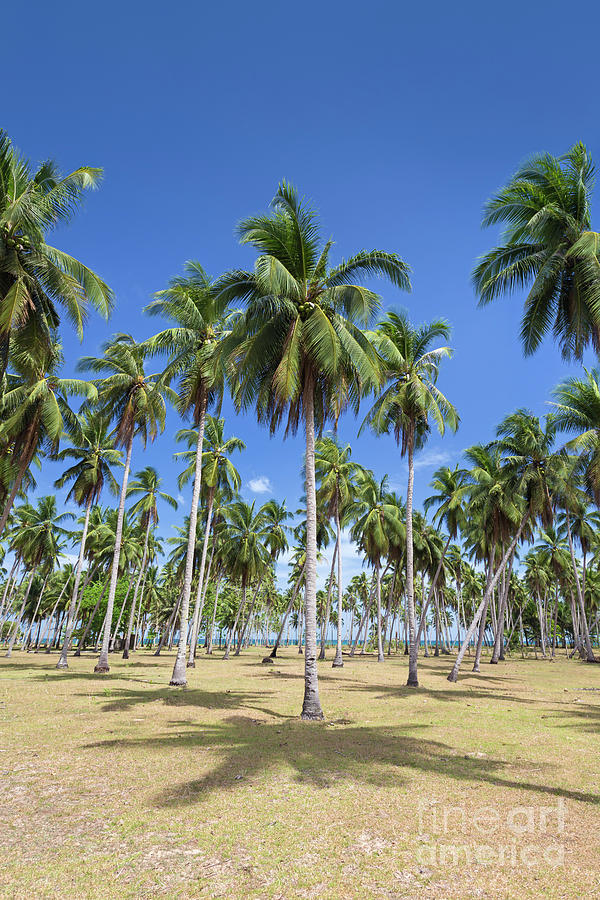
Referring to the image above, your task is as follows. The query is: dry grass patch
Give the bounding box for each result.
[1,648,600,898]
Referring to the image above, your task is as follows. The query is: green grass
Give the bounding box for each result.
[1,647,599,898]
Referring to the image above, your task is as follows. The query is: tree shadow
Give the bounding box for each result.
[83,716,600,809]
[75,685,288,719]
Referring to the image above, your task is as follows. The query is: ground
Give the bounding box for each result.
[1,647,599,899]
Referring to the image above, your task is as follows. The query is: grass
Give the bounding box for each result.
[1,647,600,899]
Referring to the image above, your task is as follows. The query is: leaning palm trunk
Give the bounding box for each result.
[0,558,19,627]
[0,451,33,539]
[5,567,37,657]
[416,534,453,648]
[269,565,305,659]
[235,575,265,655]
[473,545,495,672]
[224,581,246,659]
[57,496,93,668]
[206,575,223,654]
[490,547,515,664]
[448,515,527,682]
[375,560,384,662]
[301,383,324,719]
[122,520,151,660]
[319,540,338,660]
[75,579,109,656]
[95,434,134,673]
[188,490,215,667]
[332,510,344,668]
[155,594,181,656]
[406,440,419,686]
[171,399,207,686]
[21,577,48,651]
[565,510,595,662]
[109,573,135,650]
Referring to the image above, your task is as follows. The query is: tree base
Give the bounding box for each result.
[447,671,458,683]
[301,709,324,721]
[489,658,498,665]
[332,657,344,668]
[186,660,196,668]
[261,657,274,664]
[94,664,110,674]
[169,678,187,687]
[406,677,419,687]
[56,660,68,669]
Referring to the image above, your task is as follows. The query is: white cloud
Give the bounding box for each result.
[413,448,452,469]
[248,476,272,494]
[176,493,185,505]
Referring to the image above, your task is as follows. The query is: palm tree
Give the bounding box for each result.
[0,130,113,375]
[351,471,403,662]
[216,182,410,718]
[0,335,97,536]
[363,312,458,686]
[122,466,177,659]
[448,410,557,682]
[421,465,468,645]
[175,415,245,666]
[5,496,72,656]
[54,414,121,668]
[473,143,600,359]
[315,436,360,667]
[221,500,270,659]
[79,334,174,673]
[144,262,231,687]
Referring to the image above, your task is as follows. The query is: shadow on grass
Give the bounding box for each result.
[83,715,600,809]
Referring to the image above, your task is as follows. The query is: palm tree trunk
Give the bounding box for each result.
[94,433,134,673]
[109,571,134,650]
[319,539,338,659]
[21,577,48,651]
[224,581,246,659]
[473,544,495,672]
[235,576,264,655]
[0,558,19,626]
[490,547,514,663]
[155,593,181,656]
[301,381,323,720]
[122,520,151,659]
[187,489,215,666]
[75,578,108,655]
[170,397,207,686]
[0,453,31,539]
[374,558,384,662]
[406,437,419,686]
[416,534,453,648]
[448,515,527,682]
[57,497,93,668]
[5,567,37,657]
[207,574,222,654]
[332,508,345,668]
[565,510,595,662]
[269,565,305,658]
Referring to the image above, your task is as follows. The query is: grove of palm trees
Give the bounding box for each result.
[2,11,600,895]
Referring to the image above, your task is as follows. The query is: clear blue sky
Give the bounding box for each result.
[5,1,599,583]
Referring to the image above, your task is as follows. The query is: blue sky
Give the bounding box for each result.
[4,1,599,585]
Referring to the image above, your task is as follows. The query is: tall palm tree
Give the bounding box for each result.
[79,334,174,673]
[315,436,360,667]
[144,262,231,687]
[0,129,113,375]
[0,335,97,535]
[216,182,410,718]
[54,414,121,668]
[473,143,600,360]
[363,312,458,686]
[122,466,177,659]
[175,415,245,666]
